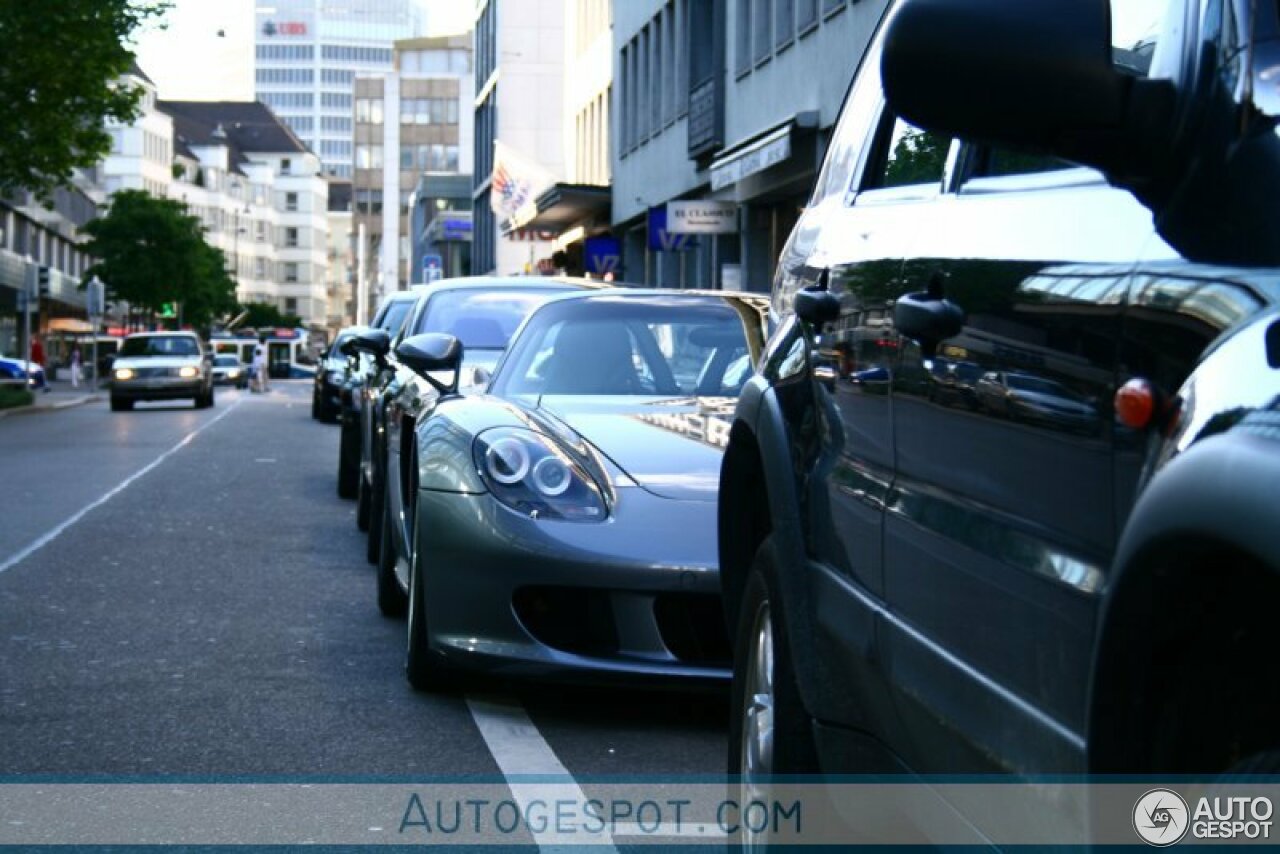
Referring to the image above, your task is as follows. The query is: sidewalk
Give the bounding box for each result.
[0,377,103,418]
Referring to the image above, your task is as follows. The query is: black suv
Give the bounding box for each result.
[719,0,1280,790]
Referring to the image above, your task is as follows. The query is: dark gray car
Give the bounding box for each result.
[390,290,766,690]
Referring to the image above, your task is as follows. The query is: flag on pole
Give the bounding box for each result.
[490,141,555,221]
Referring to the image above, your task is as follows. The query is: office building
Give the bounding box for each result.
[254,0,423,179]
[353,34,472,312]
[612,0,887,290]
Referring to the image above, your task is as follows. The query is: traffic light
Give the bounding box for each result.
[36,265,50,298]
[159,303,176,319]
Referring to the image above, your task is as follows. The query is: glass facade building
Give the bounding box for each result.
[254,0,423,179]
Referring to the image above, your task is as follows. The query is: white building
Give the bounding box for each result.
[254,0,423,179]
[101,65,174,199]
[472,0,567,275]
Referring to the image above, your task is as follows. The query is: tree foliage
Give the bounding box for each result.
[237,302,304,331]
[0,0,169,201]
[82,190,238,331]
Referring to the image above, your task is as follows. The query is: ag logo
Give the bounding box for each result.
[1134,789,1190,846]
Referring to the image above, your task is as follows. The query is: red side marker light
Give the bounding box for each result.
[1115,378,1156,430]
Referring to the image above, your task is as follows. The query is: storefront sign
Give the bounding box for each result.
[584,236,621,276]
[667,201,737,235]
[711,127,792,191]
[647,207,693,253]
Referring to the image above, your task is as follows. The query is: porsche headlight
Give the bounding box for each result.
[178,366,199,378]
[473,427,607,522]
[114,368,134,381]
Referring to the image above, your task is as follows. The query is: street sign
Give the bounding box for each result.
[86,276,105,317]
[423,254,443,283]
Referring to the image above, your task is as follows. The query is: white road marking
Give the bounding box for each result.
[466,696,619,851]
[0,400,244,576]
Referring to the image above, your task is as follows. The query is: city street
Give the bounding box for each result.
[0,382,727,779]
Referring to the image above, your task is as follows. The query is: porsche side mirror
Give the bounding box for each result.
[396,333,463,396]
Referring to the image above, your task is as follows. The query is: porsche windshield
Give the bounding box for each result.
[495,296,754,397]
[415,287,565,349]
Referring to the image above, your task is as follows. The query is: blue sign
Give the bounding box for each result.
[584,235,622,276]
[441,217,472,241]
[647,207,694,252]
[423,254,443,283]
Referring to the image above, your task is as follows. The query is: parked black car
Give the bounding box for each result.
[718,0,1280,814]
[313,327,360,423]
[336,291,417,504]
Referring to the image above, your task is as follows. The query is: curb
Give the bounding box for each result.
[0,394,103,420]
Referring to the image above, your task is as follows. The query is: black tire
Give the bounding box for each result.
[405,513,455,692]
[110,396,133,412]
[366,454,384,565]
[356,467,371,531]
[729,537,819,778]
[377,491,408,617]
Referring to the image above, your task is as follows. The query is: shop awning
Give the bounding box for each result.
[46,317,95,333]
[710,111,818,192]
[501,183,611,235]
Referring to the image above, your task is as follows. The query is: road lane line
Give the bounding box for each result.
[466,695,619,851]
[0,400,244,576]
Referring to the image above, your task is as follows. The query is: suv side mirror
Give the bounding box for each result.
[349,328,392,359]
[881,0,1171,178]
[396,333,462,396]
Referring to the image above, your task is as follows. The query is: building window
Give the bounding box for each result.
[285,192,298,211]
[285,227,299,248]
[797,0,818,32]
[285,297,298,313]
[753,0,772,63]
[776,0,794,47]
[255,258,266,279]
[735,0,751,74]
[284,262,299,283]
[355,98,384,124]
[355,145,383,169]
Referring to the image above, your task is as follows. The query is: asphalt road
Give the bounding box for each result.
[0,382,728,781]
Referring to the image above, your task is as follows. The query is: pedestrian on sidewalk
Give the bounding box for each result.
[250,336,267,393]
[30,337,48,392]
[70,347,82,388]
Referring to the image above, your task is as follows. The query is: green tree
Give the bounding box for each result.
[82,190,238,332]
[0,1,168,201]
[237,301,304,330]
[884,127,951,188]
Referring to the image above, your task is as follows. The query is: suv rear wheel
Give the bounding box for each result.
[729,537,819,779]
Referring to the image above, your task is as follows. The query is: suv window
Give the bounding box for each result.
[874,115,951,190]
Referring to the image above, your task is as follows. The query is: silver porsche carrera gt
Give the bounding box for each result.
[390,289,767,690]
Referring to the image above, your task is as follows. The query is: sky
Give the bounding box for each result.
[131,0,474,101]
